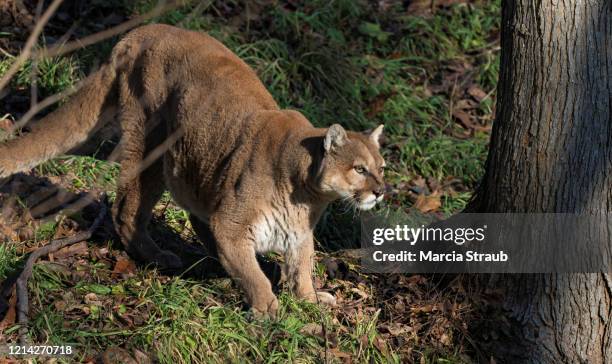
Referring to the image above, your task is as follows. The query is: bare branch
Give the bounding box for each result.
[37,0,181,60]
[0,0,64,93]
[16,195,107,344]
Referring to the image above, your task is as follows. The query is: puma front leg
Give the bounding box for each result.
[213,226,279,319]
[285,237,336,306]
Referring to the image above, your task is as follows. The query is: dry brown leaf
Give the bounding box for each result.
[84,293,102,306]
[381,323,412,336]
[407,0,468,17]
[300,323,324,337]
[440,332,451,346]
[452,109,491,132]
[454,98,477,110]
[102,347,138,364]
[133,349,154,364]
[452,109,473,128]
[329,347,352,363]
[373,336,389,356]
[0,359,20,364]
[350,287,369,300]
[112,256,137,276]
[54,241,89,260]
[467,85,488,102]
[413,192,441,213]
[412,176,427,189]
[366,92,396,118]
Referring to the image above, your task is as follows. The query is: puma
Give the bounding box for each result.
[0,24,386,317]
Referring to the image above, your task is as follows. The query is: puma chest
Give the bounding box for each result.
[249,206,311,254]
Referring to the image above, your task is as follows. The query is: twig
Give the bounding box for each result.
[37,0,180,60]
[8,74,86,132]
[29,0,44,109]
[0,0,64,93]
[16,195,107,344]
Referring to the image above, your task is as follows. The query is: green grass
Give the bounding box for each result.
[0,53,81,98]
[0,243,19,281]
[0,0,500,362]
[25,262,398,363]
[37,156,119,191]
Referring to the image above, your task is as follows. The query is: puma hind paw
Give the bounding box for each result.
[151,250,183,271]
[298,290,337,306]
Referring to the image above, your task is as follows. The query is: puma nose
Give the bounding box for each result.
[373,187,384,197]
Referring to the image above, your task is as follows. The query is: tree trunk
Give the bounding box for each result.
[467,0,611,363]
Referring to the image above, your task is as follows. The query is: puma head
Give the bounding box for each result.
[318,124,386,210]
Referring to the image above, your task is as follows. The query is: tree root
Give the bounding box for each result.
[15,194,107,344]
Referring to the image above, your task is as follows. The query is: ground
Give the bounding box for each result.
[0,1,501,363]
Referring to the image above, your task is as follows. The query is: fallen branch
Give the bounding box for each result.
[16,194,107,344]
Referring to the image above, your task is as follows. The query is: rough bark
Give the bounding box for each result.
[467,0,611,363]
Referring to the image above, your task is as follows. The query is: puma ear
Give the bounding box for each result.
[369,124,384,148]
[324,124,347,152]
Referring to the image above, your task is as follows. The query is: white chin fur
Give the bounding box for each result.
[358,195,377,210]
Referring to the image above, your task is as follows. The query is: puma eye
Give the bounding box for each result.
[354,165,367,174]
[379,166,385,174]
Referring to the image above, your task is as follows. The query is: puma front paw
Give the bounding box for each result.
[249,295,279,320]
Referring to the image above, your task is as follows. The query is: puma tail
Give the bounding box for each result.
[0,62,118,178]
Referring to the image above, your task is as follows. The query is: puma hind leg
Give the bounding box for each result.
[189,214,226,275]
[112,159,182,270]
[111,77,181,270]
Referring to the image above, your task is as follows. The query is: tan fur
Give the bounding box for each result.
[0,24,385,317]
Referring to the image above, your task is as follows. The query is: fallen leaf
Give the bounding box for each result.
[413,192,441,213]
[350,287,369,300]
[381,323,412,336]
[366,92,396,118]
[54,300,67,311]
[329,347,352,363]
[133,349,153,364]
[407,0,470,17]
[84,293,102,306]
[300,323,324,337]
[440,332,451,346]
[54,241,89,260]
[112,256,137,277]
[452,109,491,132]
[0,359,20,364]
[467,85,488,102]
[406,0,432,17]
[454,98,478,110]
[102,346,138,364]
[373,336,389,355]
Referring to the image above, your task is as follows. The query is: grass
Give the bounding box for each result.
[0,53,81,99]
[25,261,399,363]
[0,0,501,362]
